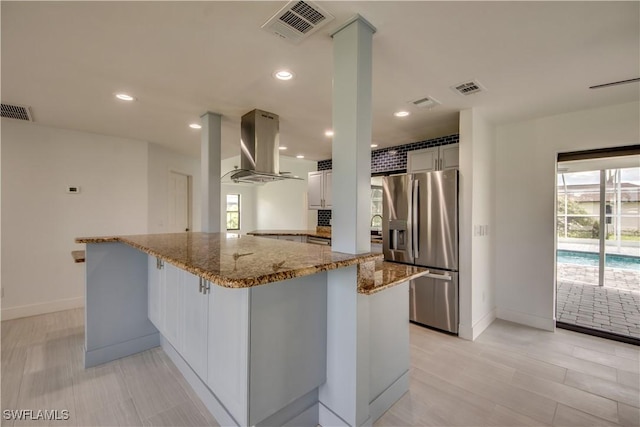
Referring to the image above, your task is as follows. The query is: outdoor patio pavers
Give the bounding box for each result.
[557,264,640,339]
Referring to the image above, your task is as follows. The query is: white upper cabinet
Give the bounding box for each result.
[407,143,459,173]
[308,171,323,209]
[324,170,332,209]
[308,170,332,210]
[440,143,459,170]
[407,147,438,173]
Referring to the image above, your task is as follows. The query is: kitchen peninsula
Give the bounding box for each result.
[248,227,384,250]
[76,232,427,427]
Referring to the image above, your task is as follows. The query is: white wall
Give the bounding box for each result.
[458,109,497,340]
[495,101,640,330]
[1,119,149,319]
[0,121,317,320]
[221,156,257,235]
[255,156,317,230]
[148,143,201,233]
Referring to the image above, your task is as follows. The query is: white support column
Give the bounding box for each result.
[330,15,376,255]
[320,15,376,427]
[200,112,222,233]
[319,267,371,427]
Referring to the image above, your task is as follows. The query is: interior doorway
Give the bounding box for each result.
[556,148,639,344]
[168,171,192,232]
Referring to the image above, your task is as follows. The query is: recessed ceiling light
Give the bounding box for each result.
[189,123,202,129]
[115,93,135,101]
[325,130,334,137]
[296,155,305,159]
[279,146,287,150]
[394,111,410,117]
[371,144,378,148]
[274,70,294,81]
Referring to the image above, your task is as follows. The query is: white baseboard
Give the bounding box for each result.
[496,307,555,332]
[161,335,239,426]
[472,308,497,340]
[319,402,349,427]
[368,370,409,425]
[1,296,84,321]
[458,308,497,341]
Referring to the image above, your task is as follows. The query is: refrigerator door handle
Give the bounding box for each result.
[422,272,452,281]
[412,179,419,259]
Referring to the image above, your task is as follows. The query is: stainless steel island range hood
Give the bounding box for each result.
[226,109,302,184]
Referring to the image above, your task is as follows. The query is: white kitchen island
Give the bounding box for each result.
[77,232,427,427]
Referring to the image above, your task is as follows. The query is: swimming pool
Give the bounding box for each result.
[557,250,640,271]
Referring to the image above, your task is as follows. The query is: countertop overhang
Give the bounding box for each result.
[76,232,382,289]
[248,229,384,245]
[247,229,331,239]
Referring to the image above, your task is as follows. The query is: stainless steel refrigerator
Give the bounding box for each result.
[382,170,459,333]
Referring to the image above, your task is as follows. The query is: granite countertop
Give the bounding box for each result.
[249,228,384,245]
[358,260,428,295]
[247,229,332,239]
[76,232,382,289]
[71,250,86,263]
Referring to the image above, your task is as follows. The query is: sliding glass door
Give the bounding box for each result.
[556,155,639,341]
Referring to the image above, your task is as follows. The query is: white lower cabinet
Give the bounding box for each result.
[163,263,182,349]
[207,285,250,425]
[181,270,208,379]
[147,256,164,330]
[148,257,208,379]
[148,256,327,426]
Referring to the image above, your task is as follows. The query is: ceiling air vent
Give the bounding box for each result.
[411,96,441,109]
[262,1,335,44]
[451,80,486,96]
[1,103,33,121]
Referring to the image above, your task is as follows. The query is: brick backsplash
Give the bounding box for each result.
[316,134,459,226]
[317,210,332,227]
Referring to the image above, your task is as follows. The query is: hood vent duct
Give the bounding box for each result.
[1,103,33,121]
[262,1,335,44]
[225,109,302,184]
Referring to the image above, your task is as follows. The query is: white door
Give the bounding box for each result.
[168,172,190,232]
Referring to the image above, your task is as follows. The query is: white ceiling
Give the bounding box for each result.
[2,1,638,161]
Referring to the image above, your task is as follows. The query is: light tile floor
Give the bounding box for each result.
[557,264,640,339]
[2,309,639,427]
